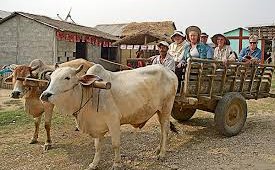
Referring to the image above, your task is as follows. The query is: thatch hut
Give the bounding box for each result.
[96,21,176,65]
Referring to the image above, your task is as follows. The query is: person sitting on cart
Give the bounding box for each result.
[151,41,175,72]
[168,30,186,93]
[200,32,214,58]
[211,34,236,65]
[239,35,262,64]
[179,26,210,63]
[169,30,187,62]
[174,26,209,93]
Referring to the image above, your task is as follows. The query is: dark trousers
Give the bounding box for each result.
[175,66,184,93]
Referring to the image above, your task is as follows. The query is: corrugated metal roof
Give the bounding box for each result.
[0,10,11,19]
[95,24,128,37]
[0,12,119,41]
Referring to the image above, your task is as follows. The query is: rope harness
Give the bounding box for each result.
[55,83,101,118]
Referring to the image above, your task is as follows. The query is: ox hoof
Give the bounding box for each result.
[87,163,98,170]
[43,144,52,151]
[30,139,38,144]
[154,146,160,155]
[157,154,165,162]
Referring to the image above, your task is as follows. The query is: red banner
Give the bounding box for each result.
[56,31,112,47]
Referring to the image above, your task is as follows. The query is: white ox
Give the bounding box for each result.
[40,64,178,169]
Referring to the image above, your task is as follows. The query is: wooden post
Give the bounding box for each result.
[272,38,275,64]
[144,35,147,58]
[261,39,265,64]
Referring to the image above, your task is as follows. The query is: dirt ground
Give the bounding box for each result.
[0,88,275,170]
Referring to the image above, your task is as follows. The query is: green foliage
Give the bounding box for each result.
[0,109,74,128]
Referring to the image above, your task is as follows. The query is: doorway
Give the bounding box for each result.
[76,42,87,59]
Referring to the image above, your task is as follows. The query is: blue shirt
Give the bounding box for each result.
[239,46,262,61]
[182,43,210,60]
[205,44,214,59]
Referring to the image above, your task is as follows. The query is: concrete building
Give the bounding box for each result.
[0,12,119,66]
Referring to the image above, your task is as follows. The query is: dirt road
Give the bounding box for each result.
[0,89,275,170]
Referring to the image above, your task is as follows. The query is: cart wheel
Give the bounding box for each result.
[171,106,196,122]
[214,92,247,137]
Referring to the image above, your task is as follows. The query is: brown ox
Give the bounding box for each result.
[4,59,93,150]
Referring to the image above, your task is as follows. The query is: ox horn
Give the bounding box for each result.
[39,69,54,80]
[31,65,39,71]
[75,64,84,74]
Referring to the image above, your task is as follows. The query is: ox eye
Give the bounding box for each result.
[65,77,70,80]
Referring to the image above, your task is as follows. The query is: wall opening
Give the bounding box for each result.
[76,42,87,59]
[101,47,117,62]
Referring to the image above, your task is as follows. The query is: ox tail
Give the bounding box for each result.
[170,121,178,134]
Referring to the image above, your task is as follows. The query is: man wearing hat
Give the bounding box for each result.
[239,35,262,64]
[200,32,214,58]
[152,41,175,72]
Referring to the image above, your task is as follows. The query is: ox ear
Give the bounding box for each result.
[79,74,102,86]
[75,64,84,74]
[4,75,13,84]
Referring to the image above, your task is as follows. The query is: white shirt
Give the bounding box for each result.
[168,41,186,62]
[214,45,233,61]
[152,53,175,72]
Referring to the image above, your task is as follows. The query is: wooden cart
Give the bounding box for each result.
[172,58,275,136]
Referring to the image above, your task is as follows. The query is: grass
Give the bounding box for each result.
[0,109,75,129]
[0,109,32,126]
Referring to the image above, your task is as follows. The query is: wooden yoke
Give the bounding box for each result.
[93,81,111,90]
[16,77,49,87]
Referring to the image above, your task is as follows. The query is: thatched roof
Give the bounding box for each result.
[122,21,176,37]
[113,30,172,45]
[0,12,119,41]
[95,21,176,38]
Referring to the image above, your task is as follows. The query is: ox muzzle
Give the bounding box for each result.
[40,92,53,102]
[11,91,21,99]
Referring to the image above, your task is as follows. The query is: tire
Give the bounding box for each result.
[171,106,196,122]
[214,92,247,137]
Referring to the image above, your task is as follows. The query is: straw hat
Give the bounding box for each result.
[185,26,201,41]
[211,34,230,45]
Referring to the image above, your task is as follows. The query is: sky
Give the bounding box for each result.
[1,0,275,37]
